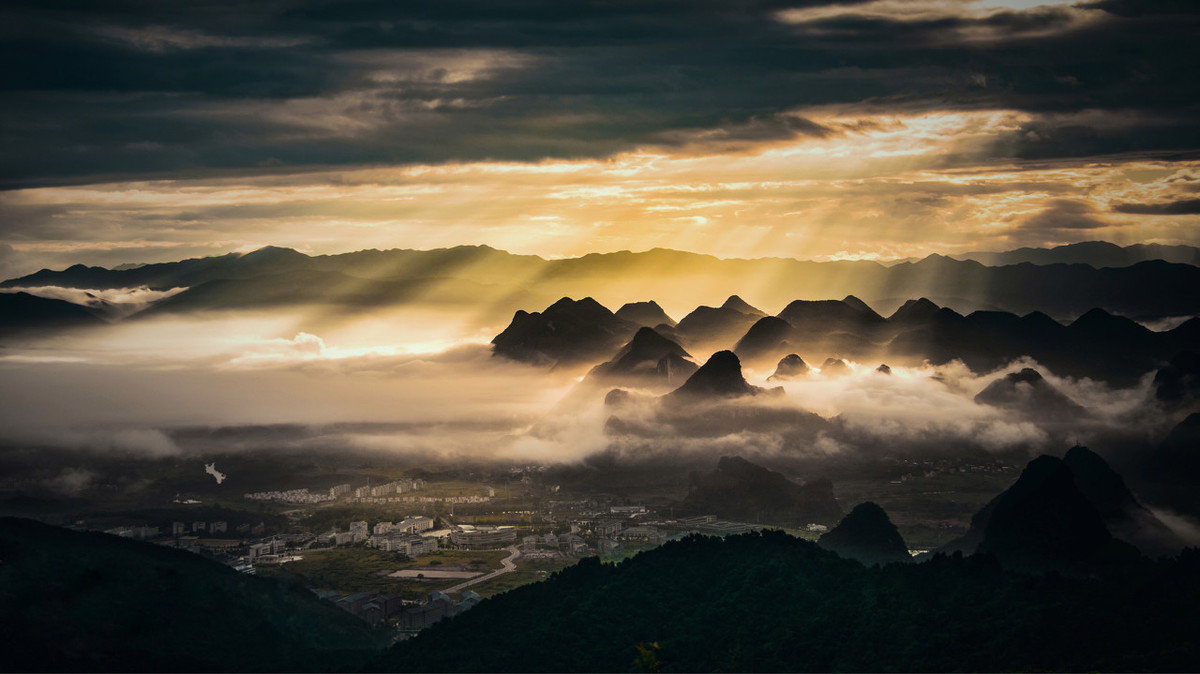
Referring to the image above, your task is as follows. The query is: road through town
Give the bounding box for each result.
[445,545,521,594]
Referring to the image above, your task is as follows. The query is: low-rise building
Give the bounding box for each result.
[449,525,517,548]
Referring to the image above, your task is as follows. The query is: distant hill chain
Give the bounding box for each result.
[2,242,1199,339]
[493,295,1199,386]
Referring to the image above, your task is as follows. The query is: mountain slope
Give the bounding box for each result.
[370,530,1200,672]
[491,297,638,365]
[680,456,842,525]
[0,517,383,672]
[587,326,698,387]
[818,501,911,565]
[0,291,107,336]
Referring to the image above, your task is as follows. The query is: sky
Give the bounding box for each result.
[1,0,1199,277]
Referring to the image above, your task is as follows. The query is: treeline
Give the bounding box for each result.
[373,530,1200,672]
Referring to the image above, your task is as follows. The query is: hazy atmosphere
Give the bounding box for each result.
[2,2,1199,672]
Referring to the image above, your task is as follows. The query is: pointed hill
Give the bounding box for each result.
[936,453,1144,571]
[674,297,764,348]
[615,300,676,327]
[680,456,843,525]
[976,455,1119,569]
[587,326,698,387]
[491,297,638,365]
[733,315,795,363]
[818,502,911,565]
[721,295,764,315]
[768,354,810,381]
[1062,446,1181,556]
[0,517,383,672]
[666,350,764,400]
[820,357,850,375]
[887,297,940,323]
[974,368,1087,419]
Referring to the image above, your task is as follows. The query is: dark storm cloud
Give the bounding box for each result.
[1,0,1198,187]
[1018,199,1109,235]
[1113,199,1200,216]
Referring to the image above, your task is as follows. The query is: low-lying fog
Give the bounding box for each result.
[1,304,1187,481]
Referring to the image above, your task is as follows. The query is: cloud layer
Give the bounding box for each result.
[1,1,1198,272]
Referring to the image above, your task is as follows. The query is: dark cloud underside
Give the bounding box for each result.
[0,0,1198,187]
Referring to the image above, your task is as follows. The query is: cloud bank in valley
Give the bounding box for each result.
[3,308,1179,474]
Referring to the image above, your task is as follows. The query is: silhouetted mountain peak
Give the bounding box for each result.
[974,368,1085,417]
[1069,307,1150,336]
[629,325,682,352]
[669,350,758,398]
[615,300,676,327]
[733,315,794,360]
[1062,446,1133,519]
[492,297,636,364]
[681,456,843,525]
[841,295,876,315]
[888,297,940,322]
[240,245,308,262]
[769,354,810,381]
[818,502,910,565]
[820,358,849,375]
[972,454,1119,570]
[721,295,763,315]
[779,298,885,327]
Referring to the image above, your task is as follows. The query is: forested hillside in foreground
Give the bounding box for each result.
[373,530,1200,672]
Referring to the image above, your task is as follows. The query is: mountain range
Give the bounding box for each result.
[3,242,1199,337]
[494,296,1199,386]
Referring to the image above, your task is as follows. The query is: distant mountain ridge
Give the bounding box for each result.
[4,243,1199,326]
[495,296,1200,385]
[953,241,1200,267]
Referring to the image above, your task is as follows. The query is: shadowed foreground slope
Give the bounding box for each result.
[0,517,384,672]
[370,530,1200,673]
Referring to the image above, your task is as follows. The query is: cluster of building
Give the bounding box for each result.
[310,516,442,556]
[103,525,160,539]
[322,589,481,629]
[397,494,490,505]
[104,520,266,541]
[339,478,429,504]
[449,525,517,548]
[245,478,428,505]
[365,517,439,555]
[243,488,334,504]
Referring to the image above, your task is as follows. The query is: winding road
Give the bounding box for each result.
[444,545,521,595]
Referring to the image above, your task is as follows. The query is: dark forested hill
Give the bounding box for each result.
[370,530,1200,673]
[0,517,384,672]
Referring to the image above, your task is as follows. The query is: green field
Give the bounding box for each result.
[260,546,511,599]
